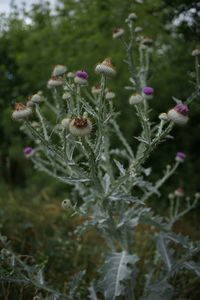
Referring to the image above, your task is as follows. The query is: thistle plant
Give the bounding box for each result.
[3,11,200,300]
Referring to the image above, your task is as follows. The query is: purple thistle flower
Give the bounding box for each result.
[142,86,154,95]
[176,152,186,159]
[175,104,189,116]
[23,147,33,155]
[75,70,88,79]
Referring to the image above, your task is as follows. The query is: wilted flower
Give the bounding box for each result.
[142,36,153,47]
[167,104,189,125]
[112,28,125,39]
[95,58,116,77]
[142,86,154,100]
[12,103,32,120]
[175,152,186,163]
[52,64,67,77]
[69,117,92,136]
[129,93,143,105]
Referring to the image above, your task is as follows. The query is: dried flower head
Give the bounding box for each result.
[112,28,125,39]
[69,117,92,136]
[52,64,67,77]
[47,76,63,88]
[167,104,189,125]
[129,93,143,105]
[175,152,186,163]
[12,103,32,120]
[95,58,116,77]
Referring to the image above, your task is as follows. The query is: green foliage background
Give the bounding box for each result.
[0,0,200,298]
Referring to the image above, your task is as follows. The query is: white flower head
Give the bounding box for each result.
[105,91,115,100]
[62,92,71,100]
[30,93,45,104]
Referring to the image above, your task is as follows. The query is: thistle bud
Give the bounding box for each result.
[129,93,143,105]
[135,26,143,33]
[112,28,125,39]
[168,193,175,200]
[69,117,92,137]
[12,103,32,120]
[61,118,70,129]
[74,70,88,86]
[175,152,186,163]
[30,93,44,104]
[105,91,115,100]
[62,92,71,100]
[195,192,200,199]
[67,72,75,78]
[167,104,189,126]
[55,123,64,132]
[142,87,154,100]
[159,113,168,121]
[174,188,184,197]
[23,147,35,158]
[128,13,137,21]
[47,76,63,88]
[52,64,67,77]
[61,199,71,209]
[95,58,116,77]
[192,49,200,56]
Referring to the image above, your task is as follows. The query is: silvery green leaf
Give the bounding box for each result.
[183,261,200,276]
[88,282,99,300]
[114,159,126,175]
[69,270,86,296]
[141,280,173,300]
[172,96,182,104]
[135,136,150,145]
[99,251,138,300]
[129,77,136,85]
[164,232,190,249]
[102,174,110,194]
[109,193,144,205]
[57,176,90,183]
[124,86,135,90]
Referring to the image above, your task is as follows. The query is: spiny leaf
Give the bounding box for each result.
[99,251,138,300]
